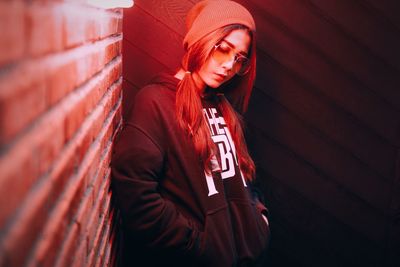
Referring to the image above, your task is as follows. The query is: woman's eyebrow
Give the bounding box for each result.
[223,39,248,57]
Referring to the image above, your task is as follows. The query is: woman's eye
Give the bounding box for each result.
[218,44,231,54]
[235,56,244,62]
[236,56,248,65]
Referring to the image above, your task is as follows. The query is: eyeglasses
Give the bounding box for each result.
[211,41,250,76]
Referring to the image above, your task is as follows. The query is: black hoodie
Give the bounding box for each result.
[111,72,270,267]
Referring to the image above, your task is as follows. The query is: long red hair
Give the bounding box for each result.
[176,24,256,181]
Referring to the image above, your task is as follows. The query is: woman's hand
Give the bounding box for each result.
[261,214,269,227]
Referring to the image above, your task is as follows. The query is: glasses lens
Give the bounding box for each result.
[212,43,250,76]
[212,43,231,63]
[235,56,250,76]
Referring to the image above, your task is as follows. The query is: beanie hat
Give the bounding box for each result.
[183,0,256,50]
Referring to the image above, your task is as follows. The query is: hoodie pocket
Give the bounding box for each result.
[228,198,270,262]
[195,204,236,267]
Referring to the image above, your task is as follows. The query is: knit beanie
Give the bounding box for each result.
[183,0,256,50]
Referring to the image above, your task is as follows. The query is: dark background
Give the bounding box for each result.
[122,0,400,266]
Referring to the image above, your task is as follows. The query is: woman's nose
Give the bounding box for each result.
[221,55,236,71]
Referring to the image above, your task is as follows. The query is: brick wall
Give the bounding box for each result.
[0,1,123,266]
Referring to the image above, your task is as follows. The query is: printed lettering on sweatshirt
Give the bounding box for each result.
[203,107,247,196]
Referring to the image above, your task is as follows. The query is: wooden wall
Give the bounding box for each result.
[122,0,400,266]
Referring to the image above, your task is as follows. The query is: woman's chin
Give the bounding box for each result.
[206,78,225,88]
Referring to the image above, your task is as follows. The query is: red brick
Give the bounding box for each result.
[59,148,113,266]
[61,5,121,49]
[26,3,63,57]
[1,183,59,266]
[82,68,119,156]
[0,110,62,228]
[75,187,96,236]
[63,57,122,143]
[0,64,47,147]
[104,38,122,64]
[87,50,102,77]
[66,165,92,222]
[36,115,65,175]
[69,236,88,267]
[0,42,120,148]
[87,185,111,267]
[45,37,121,111]
[47,148,76,205]
[97,38,122,78]
[64,93,86,142]
[0,2,123,266]
[100,243,112,267]
[108,209,120,267]
[64,88,95,143]
[92,151,113,209]
[62,4,88,48]
[39,219,71,267]
[91,164,107,208]
[117,13,123,33]
[99,14,122,39]
[25,148,97,266]
[47,49,97,110]
[86,48,101,79]
[74,176,103,235]
[0,186,50,267]
[89,84,122,200]
[84,13,98,42]
[46,60,77,106]
[0,156,35,228]
[94,220,111,267]
[23,78,121,267]
[101,185,112,219]
[86,202,106,265]
[52,222,80,267]
[101,125,113,157]
[0,69,120,267]
[0,1,25,66]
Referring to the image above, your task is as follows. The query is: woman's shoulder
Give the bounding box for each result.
[135,73,178,103]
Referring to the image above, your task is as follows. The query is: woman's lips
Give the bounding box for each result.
[214,73,226,81]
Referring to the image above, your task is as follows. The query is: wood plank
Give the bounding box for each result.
[248,89,391,226]
[306,0,400,72]
[267,218,326,267]
[386,211,400,263]
[122,39,169,88]
[252,167,383,266]
[363,0,400,30]
[248,0,400,110]
[251,168,312,267]
[247,123,388,244]
[306,204,383,266]
[247,89,392,214]
[248,9,399,145]
[133,0,195,36]
[255,52,396,180]
[385,165,400,266]
[123,5,184,70]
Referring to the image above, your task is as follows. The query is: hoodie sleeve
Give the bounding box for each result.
[111,86,201,256]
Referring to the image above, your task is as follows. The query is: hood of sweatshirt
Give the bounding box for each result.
[149,71,180,91]
[149,71,222,102]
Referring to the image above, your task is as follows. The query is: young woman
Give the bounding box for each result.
[111,1,270,266]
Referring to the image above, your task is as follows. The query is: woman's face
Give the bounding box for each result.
[194,29,251,89]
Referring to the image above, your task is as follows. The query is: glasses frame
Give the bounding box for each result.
[211,41,251,76]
